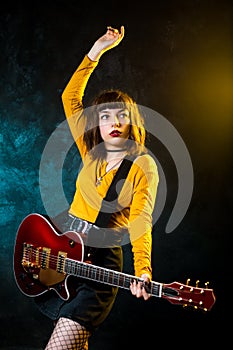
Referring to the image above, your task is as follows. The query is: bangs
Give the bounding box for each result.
[96,101,129,113]
[92,89,135,112]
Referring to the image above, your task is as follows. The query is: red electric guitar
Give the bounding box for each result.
[13,213,216,312]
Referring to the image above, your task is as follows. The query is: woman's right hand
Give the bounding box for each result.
[87,25,125,61]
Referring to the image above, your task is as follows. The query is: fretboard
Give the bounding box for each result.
[65,258,162,298]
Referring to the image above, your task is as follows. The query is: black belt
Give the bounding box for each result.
[67,214,126,248]
[68,214,99,235]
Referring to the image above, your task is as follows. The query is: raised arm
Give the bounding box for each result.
[62,25,125,117]
[61,26,125,156]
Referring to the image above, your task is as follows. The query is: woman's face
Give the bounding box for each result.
[98,108,131,149]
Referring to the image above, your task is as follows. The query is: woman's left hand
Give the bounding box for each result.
[130,273,151,300]
[88,26,125,61]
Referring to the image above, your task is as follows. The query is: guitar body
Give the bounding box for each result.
[14,213,84,300]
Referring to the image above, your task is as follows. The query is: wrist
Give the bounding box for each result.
[87,42,104,62]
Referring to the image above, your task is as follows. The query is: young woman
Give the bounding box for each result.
[36,25,159,350]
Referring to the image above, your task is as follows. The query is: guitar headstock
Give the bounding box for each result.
[162,279,216,311]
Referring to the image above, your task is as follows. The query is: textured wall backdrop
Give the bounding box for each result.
[1,1,232,349]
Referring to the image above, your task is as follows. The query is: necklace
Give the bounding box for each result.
[96,157,125,187]
[106,148,127,152]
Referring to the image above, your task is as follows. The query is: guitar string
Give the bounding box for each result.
[19,249,153,288]
[21,249,151,286]
[16,250,208,308]
[16,249,211,307]
[23,250,136,283]
[21,250,133,280]
[16,249,196,302]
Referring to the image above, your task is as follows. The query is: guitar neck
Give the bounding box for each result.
[65,258,162,298]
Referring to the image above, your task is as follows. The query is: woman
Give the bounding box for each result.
[37,25,159,350]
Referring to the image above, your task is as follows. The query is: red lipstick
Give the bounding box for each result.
[110,130,121,137]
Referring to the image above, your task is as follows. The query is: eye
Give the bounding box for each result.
[118,111,130,119]
[99,114,109,120]
[119,113,126,119]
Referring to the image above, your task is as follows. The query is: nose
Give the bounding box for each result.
[113,115,120,127]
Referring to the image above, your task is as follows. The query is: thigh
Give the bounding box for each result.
[45,317,91,350]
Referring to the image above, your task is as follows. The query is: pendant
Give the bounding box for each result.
[96,177,102,187]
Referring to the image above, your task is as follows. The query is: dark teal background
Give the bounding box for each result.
[1,1,232,348]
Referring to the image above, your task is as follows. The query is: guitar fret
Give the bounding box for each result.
[63,257,162,298]
[113,273,119,286]
[64,256,161,298]
[65,256,147,290]
[87,265,92,279]
[151,282,161,297]
[55,247,160,293]
[104,270,108,283]
[58,249,159,296]
[99,269,104,281]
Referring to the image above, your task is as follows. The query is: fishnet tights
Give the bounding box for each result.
[45,317,91,350]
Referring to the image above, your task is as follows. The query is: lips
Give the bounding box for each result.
[110,130,121,137]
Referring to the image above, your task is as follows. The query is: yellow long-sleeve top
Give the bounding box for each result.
[62,55,159,279]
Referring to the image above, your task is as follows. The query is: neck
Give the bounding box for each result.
[105,150,127,164]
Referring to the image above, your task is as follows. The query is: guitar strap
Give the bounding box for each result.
[85,155,136,250]
[94,155,136,228]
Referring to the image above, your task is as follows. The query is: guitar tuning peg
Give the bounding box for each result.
[195,280,200,287]
[205,281,210,289]
[186,278,190,285]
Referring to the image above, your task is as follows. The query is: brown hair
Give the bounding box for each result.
[83,89,147,159]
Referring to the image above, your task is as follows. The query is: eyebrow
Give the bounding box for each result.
[99,108,129,113]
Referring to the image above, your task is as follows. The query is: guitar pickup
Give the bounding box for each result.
[57,251,67,273]
[41,247,51,269]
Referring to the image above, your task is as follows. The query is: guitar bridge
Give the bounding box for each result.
[22,243,40,268]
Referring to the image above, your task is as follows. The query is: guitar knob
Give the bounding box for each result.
[19,273,26,280]
[69,240,75,247]
[57,283,63,291]
[26,282,35,290]
[195,280,200,287]
[186,278,190,285]
[205,281,210,289]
